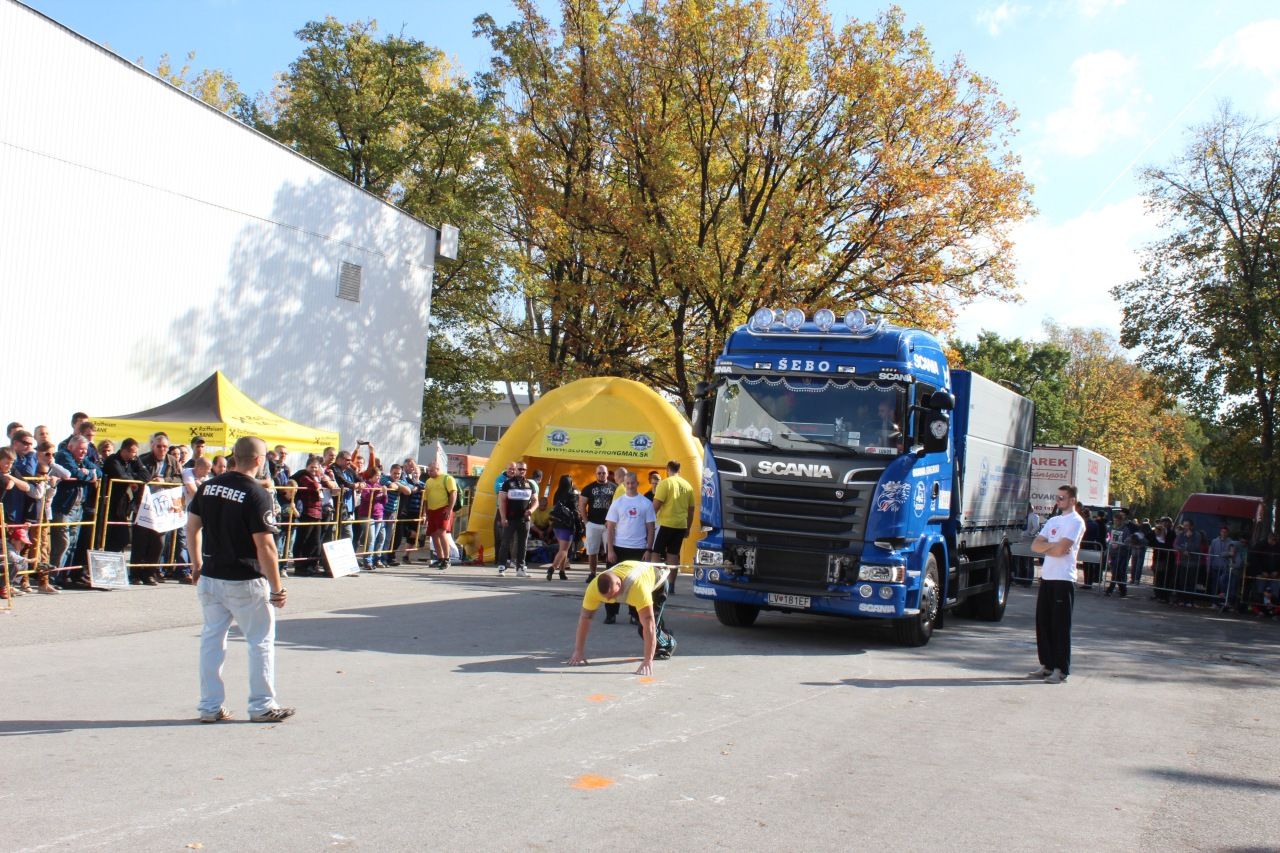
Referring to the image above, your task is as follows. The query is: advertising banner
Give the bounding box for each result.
[540,426,657,462]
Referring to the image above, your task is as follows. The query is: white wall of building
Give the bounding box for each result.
[0,1,440,459]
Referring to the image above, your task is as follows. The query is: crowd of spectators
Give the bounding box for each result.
[0,413,462,598]
[490,459,695,621]
[1082,509,1280,617]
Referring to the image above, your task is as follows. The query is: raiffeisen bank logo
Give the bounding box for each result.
[757,460,833,478]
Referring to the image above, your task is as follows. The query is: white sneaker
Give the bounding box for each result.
[515,567,529,578]
[1044,669,1068,684]
[498,565,507,575]
[1027,666,1052,679]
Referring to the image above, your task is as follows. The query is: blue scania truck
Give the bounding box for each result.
[690,307,1033,646]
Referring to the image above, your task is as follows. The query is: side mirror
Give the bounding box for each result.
[922,412,950,454]
[692,398,708,440]
[694,381,711,399]
[928,390,955,411]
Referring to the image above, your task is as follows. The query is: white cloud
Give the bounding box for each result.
[976,3,1028,37]
[1043,50,1143,157]
[1205,19,1280,110]
[952,196,1157,344]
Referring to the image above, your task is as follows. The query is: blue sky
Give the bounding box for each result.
[27,0,1280,343]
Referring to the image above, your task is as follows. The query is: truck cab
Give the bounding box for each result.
[692,308,1028,646]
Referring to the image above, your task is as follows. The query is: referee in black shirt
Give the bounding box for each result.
[187,436,296,723]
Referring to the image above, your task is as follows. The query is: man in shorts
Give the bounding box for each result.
[578,465,614,583]
[423,461,458,570]
[650,460,694,592]
[565,560,671,676]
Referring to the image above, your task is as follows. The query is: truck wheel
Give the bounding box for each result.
[714,601,760,627]
[893,554,939,647]
[973,545,1011,622]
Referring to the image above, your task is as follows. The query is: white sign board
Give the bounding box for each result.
[87,550,130,589]
[321,537,360,578]
[135,485,187,533]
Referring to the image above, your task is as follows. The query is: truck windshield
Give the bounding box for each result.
[710,376,907,456]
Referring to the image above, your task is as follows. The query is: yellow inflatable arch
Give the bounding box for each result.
[461,377,703,567]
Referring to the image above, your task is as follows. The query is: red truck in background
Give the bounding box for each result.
[1176,493,1266,545]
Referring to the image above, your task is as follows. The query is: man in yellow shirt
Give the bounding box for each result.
[422,461,458,570]
[566,560,671,675]
[651,460,694,591]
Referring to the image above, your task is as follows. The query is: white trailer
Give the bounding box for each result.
[1030,445,1111,516]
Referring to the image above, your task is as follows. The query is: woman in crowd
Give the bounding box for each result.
[355,462,388,569]
[644,471,660,502]
[1149,520,1174,601]
[546,474,579,581]
[290,454,326,575]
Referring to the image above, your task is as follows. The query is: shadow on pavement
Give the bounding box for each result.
[276,578,901,664]
[0,718,198,736]
[803,676,1039,688]
[274,574,1278,686]
[1143,768,1280,792]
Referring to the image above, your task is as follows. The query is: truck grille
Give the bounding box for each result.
[721,473,877,585]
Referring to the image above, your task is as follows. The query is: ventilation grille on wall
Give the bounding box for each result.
[337,261,362,302]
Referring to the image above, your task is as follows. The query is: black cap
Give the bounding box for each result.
[192,437,206,446]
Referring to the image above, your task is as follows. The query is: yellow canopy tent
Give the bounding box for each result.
[92,371,340,455]
[461,377,703,566]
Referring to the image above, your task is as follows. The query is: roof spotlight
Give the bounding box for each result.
[844,309,869,331]
[749,307,776,332]
[783,308,805,331]
[813,308,836,332]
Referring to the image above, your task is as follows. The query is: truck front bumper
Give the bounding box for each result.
[691,567,911,620]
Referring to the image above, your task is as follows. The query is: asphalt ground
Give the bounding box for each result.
[2,561,1278,853]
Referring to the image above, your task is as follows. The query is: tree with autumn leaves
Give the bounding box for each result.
[477,0,1033,412]
[951,326,1205,516]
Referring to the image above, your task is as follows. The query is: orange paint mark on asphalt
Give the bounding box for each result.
[587,694,616,703]
[572,774,615,790]
[638,676,656,685]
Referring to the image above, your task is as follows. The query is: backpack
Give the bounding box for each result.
[550,500,578,530]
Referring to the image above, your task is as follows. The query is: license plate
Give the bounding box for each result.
[766,593,811,609]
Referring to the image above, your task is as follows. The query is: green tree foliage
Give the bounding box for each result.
[1113,106,1280,525]
[254,18,507,444]
[142,51,249,115]
[949,332,1070,442]
[1043,324,1200,509]
[477,0,1033,411]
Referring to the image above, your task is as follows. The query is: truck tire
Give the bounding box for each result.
[714,601,760,627]
[973,545,1011,622]
[893,554,939,647]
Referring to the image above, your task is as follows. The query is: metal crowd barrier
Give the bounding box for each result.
[1,473,442,607]
[1092,539,1266,610]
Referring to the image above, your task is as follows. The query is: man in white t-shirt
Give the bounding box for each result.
[1029,484,1086,684]
[604,472,656,625]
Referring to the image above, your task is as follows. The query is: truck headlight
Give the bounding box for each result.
[858,564,905,584]
[695,549,723,566]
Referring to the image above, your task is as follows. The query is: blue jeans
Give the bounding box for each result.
[1130,547,1146,586]
[197,576,279,716]
[50,505,84,570]
[361,520,386,566]
[1216,566,1242,606]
